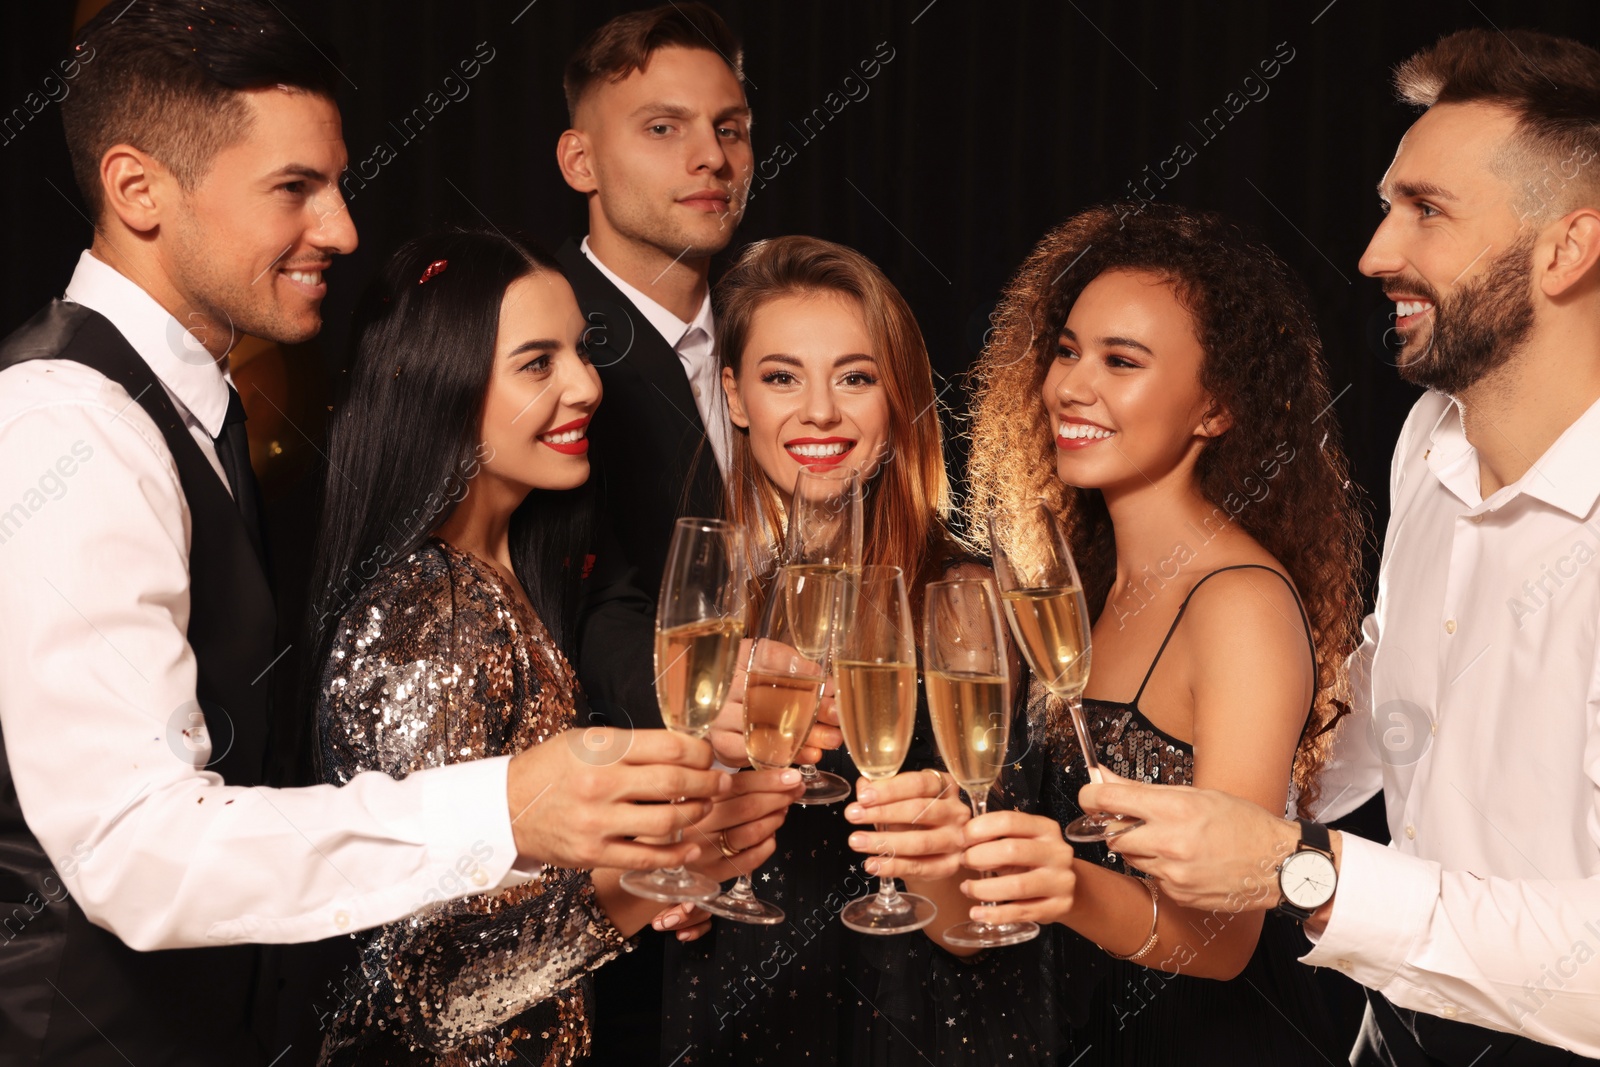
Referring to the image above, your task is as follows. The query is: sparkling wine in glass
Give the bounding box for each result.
[924,577,1039,949]
[621,518,746,904]
[783,466,863,805]
[702,566,838,924]
[989,505,1142,844]
[836,566,938,935]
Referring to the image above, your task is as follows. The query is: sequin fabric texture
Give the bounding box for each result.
[316,539,628,1067]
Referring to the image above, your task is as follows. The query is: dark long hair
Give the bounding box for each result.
[304,229,593,723]
[966,203,1365,813]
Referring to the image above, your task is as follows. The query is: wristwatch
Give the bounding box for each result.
[1275,819,1337,922]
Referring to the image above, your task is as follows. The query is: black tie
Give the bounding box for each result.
[214,385,266,566]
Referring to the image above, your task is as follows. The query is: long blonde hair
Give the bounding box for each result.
[715,236,963,612]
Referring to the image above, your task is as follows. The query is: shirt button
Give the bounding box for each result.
[691,383,702,398]
[1469,513,1484,524]
[1430,720,1437,735]
[1336,958,1352,970]
[1442,1005,1459,1019]
[334,910,351,930]
[1405,824,1416,839]
[472,869,488,887]
[1444,619,1457,634]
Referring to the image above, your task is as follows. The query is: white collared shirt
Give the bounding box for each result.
[1308,389,1600,1054]
[580,236,731,476]
[0,251,528,951]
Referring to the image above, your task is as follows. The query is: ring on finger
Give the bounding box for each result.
[924,767,950,795]
[716,830,741,859]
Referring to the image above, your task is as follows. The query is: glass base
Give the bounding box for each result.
[943,917,1040,948]
[840,890,937,935]
[700,886,785,925]
[1065,811,1143,844]
[619,866,721,904]
[794,769,852,806]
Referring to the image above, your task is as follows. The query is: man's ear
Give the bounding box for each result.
[1538,208,1600,299]
[100,144,169,234]
[556,129,598,195]
[721,365,749,429]
[1196,400,1232,439]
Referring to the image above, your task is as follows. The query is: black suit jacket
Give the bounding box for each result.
[559,239,727,731]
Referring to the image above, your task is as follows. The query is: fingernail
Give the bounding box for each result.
[660,913,681,929]
[780,769,801,784]
[678,931,692,941]
[848,833,866,849]
[858,788,876,804]
[864,858,879,874]
[844,804,863,821]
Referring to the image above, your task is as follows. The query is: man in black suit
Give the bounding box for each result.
[554,7,753,1063]
[557,3,752,735]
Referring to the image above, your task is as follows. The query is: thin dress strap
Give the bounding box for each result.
[1129,564,1317,710]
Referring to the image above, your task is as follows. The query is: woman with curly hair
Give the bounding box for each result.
[949,203,1364,1062]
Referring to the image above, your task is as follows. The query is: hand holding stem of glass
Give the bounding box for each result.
[835,566,938,935]
[621,518,746,904]
[988,506,1142,843]
[924,578,1039,949]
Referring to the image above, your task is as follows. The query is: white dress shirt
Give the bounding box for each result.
[1308,389,1600,1054]
[0,251,528,952]
[580,236,731,476]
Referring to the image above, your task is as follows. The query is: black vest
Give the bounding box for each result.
[0,301,278,1065]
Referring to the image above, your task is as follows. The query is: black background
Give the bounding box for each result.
[6,0,1600,587]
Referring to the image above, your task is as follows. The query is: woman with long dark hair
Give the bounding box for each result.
[662,235,1065,1064]
[304,229,792,1066]
[944,203,1364,1062]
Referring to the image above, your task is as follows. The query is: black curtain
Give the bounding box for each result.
[7,0,1600,584]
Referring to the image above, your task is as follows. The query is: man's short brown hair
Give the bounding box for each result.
[562,2,742,125]
[1396,28,1600,218]
[61,0,338,220]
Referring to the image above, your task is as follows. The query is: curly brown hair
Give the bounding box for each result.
[964,203,1364,813]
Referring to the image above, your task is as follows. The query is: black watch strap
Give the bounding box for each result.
[1298,818,1332,856]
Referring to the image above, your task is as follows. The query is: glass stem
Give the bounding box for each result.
[1065,692,1104,785]
[799,763,821,780]
[727,874,755,900]
[661,803,689,880]
[872,823,902,906]
[968,786,999,927]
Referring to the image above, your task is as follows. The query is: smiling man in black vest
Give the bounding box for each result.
[0,4,730,1063]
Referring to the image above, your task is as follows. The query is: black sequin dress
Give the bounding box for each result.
[1042,565,1343,1065]
[661,569,1075,1066]
[315,539,629,1067]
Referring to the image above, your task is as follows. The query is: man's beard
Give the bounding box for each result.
[1392,233,1536,396]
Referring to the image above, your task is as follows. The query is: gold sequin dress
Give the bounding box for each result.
[315,538,629,1067]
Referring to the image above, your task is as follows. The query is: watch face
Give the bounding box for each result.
[1280,850,1337,909]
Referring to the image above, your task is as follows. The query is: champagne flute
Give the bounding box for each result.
[988,504,1142,843]
[702,565,839,924]
[621,517,746,904]
[782,466,863,805]
[836,565,938,935]
[924,577,1039,949]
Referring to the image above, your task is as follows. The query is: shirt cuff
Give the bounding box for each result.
[1301,833,1439,988]
[419,753,534,890]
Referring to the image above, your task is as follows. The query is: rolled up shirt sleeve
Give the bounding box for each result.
[0,373,527,951]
